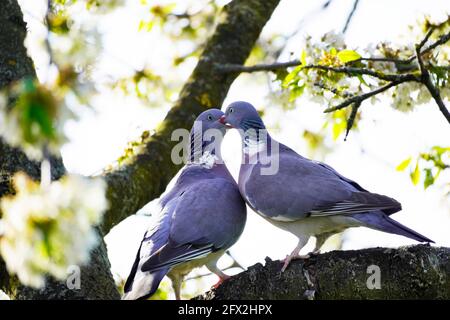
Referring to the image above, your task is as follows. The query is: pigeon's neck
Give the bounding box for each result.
[189,150,223,169]
[239,117,269,156]
[188,135,223,169]
[241,128,272,158]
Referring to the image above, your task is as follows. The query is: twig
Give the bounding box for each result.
[342,0,359,34]
[217,60,419,84]
[215,60,300,73]
[302,65,418,83]
[417,28,435,51]
[406,30,450,63]
[344,101,361,141]
[359,57,408,64]
[415,45,450,124]
[324,81,401,113]
[44,0,56,68]
[217,61,419,83]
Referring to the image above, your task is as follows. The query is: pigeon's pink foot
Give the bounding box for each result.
[280,253,310,272]
[212,275,231,289]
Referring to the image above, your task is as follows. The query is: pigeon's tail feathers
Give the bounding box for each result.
[354,212,434,243]
[122,268,168,300]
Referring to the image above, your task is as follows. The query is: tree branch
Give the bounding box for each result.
[323,81,402,113]
[101,0,281,234]
[342,0,359,34]
[415,44,450,124]
[195,245,450,300]
[215,60,301,73]
[215,29,450,79]
[216,62,419,83]
[407,29,450,63]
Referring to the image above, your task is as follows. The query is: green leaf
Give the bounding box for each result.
[396,157,412,171]
[410,161,420,185]
[301,50,307,66]
[282,65,303,88]
[289,84,305,102]
[138,20,145,31]
[423,168,435,189]
[274,69,288,82]
[431,146,450,155]
[357,74,368,87]
[337,50,361,63]
[332,121,346,140]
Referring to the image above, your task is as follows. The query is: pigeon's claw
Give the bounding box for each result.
[212,274,231,289]
[280,254,310,272]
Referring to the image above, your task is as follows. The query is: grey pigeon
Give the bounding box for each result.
[220,101,433,271]
[123,109,246,299]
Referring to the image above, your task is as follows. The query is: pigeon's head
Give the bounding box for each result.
[192,108,227,134]
[220,101,265,131]
[189,109,227,159]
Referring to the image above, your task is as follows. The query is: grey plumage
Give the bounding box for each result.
[123,109,246,299]
[221,101,433,271]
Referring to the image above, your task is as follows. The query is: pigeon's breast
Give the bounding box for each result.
[267,215,362,238]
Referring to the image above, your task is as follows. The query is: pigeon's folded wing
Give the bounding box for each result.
[142,179,245,272]
[243,153,401,221]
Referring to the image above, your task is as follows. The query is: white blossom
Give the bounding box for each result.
[0,173,108,288]
[0,289,10,300]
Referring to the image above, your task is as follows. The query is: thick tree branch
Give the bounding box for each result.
[196,245,450,300]
[101,0,281,234]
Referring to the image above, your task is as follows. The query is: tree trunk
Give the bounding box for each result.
[0,0,281,299]
[0,0,119,299]
[196,245,450,300]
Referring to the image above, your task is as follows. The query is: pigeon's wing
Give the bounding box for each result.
[314,161,400,216]
[123,200,175,294]
[243,151,401,222]
[142,178,246,272]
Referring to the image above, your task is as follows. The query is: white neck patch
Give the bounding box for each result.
[243,137,266,157]
[189,151,219,169]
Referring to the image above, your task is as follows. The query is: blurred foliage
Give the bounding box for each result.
[138,0,220,65]
[396,146,450,189]
[137,1,219,40]
[111,70,178,107]
[53,0,125,13]
[0,70,81,159]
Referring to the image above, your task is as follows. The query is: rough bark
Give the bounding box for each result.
[101,0,281,234]
[196,245,450,300]
[0,0,119,299]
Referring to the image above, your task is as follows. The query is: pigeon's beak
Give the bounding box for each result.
[219,115,233,128]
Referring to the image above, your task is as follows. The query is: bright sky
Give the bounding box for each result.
[19,0,450,298]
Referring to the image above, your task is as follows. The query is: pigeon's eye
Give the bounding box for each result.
[207,115,213,121]
[229,107,234,114]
